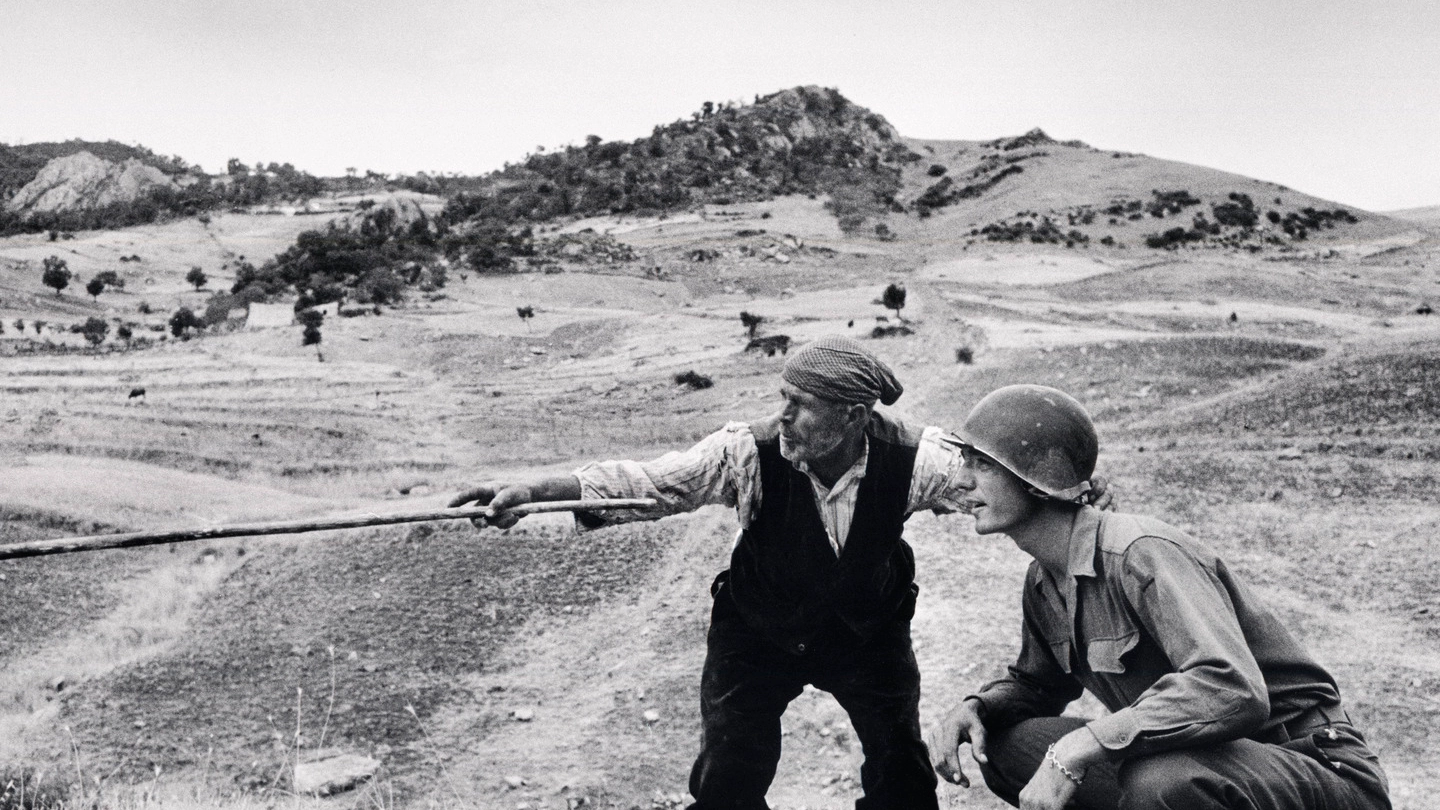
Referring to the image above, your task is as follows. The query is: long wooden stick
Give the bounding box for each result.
[0,498,657,561]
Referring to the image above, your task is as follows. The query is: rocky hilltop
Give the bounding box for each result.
[443,85,916,229]
[4,151,179,216]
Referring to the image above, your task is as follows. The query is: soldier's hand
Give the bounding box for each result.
[447,482,532,529]
[1086,474,1117,511]
[928,698,989,788]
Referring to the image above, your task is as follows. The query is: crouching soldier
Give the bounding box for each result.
[928,384,1391,810]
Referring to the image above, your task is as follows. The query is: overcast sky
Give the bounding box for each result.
[5,0,1437,211]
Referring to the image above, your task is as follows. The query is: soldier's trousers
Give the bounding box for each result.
[978,715,1391,810]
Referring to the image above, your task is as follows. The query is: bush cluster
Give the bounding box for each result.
[973,217,1088,247]
[1145,190,1202,218]
[1211,192,1258,227]
[1275,207,1358,239]
[913,164,1025,218]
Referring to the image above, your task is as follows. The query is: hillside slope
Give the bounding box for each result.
[1,90,1438,810]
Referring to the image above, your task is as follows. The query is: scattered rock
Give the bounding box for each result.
[294,753,380,796]
[504,775,526,789]
[513,708,535,722]
[642,710,661,724]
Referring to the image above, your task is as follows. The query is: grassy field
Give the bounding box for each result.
[1,189,1438,809]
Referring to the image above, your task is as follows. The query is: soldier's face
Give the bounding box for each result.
[778,385,852,464]
[957,446,1042,536]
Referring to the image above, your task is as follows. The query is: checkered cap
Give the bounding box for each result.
[781,335,903,406]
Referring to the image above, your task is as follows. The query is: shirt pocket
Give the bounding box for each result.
[1085,632,1140,674]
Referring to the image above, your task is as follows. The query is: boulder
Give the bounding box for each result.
[294,753,380,796]
[336,196,433,237]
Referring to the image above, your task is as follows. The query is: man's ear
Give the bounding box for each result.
[846,403,872,429]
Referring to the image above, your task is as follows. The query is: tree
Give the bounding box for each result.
[740,311,764,338]
[95,270,124,290]
[42,256,71,296]
[86,277,106,300]
[169,307,200,338]
[186,266,208,290]
[882,283,907,321]
[80,317,109,346]
[517,305,534,331]
[116,323,133,344]
[297,309,324,361]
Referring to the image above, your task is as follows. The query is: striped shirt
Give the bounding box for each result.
[573,419,970,554]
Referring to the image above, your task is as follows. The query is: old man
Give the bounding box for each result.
[451,335,978,809]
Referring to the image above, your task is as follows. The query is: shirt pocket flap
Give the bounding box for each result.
[1086,633,1139,674]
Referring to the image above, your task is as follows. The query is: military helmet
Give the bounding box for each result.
[955,384,1098,502]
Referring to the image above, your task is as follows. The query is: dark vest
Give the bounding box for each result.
[723,411,921,652]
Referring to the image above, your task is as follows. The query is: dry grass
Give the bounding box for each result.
[1,190,1438,809]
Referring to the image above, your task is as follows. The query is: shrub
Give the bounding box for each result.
[1146,190,1201,218]
[674,370,714,390]
[955,346,974,364]
[168,307,201,337]
[1144,226,1207,249]
[80,316,108,345]
[871,324,914,338]
[298,309,324,359]
[1211,192,1258,227]
[926,164,948,177]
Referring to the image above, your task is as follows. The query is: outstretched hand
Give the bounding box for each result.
[447,482,532,529]
[928,698,989,788]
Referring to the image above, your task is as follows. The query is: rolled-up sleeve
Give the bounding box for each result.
[907,427,971,515]
[571,421,760,529]
[1085,538,1270,757]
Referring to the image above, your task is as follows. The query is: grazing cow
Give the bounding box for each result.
[744,334,792,357]
[127,387,146,401]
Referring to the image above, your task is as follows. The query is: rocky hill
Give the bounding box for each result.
[0,139,189,202]
[442,85,918,231]
[5,151,180,216]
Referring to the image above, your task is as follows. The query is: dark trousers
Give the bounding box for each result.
[978,716,1391,810]
[687,592,938,810]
